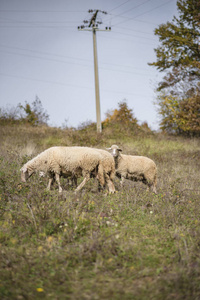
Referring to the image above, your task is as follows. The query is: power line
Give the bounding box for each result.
[111,0,152,17]
[103,0,153,25]
[0,20,80,24]
[0,24,77,28]
[111,29,157,42]
[120,26,154,35]
[0,72,153,97]
[0,44,156,75]
[0,10,86,13]
[113,0,175,27]
[0,72,93,90]
[109,0,132,13]
[0,49,92,67]
[0,44,92,63]
[98,32,156,46]
[0,49,157,77]
[108,14,158,26]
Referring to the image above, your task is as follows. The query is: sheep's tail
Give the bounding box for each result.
[97,162,105,187]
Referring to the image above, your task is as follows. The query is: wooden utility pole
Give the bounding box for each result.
[92,23,101,133]
[78,10,111,133]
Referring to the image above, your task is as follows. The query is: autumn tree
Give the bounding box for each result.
[156,91,200,135]
[104,100,137,125]
[149,0,200,135]
[102,100,141,134]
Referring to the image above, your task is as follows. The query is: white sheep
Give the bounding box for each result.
[39,148,116,194]
[107,144,157,193]
[20,146,115,193]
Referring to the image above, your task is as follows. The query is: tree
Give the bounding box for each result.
[149,0,200,135]
[103,100,138,127]
[149,0,200,92]
[156,90,200,136]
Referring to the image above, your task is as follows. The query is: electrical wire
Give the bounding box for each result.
[113,0,175,27]
[0,72,154,97]
[0,10,86,13]
[110,0,152,17]
[0,44,155,73]
[0,49,156,77]
[109,0,133,13]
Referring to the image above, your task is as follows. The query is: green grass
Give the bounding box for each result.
[0,124,200,299]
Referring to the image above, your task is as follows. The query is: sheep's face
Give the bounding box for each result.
[20,166,33,182]
[107,145,122,158]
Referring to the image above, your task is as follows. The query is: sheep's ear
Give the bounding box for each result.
[106,147,112,150]
[118,148,122,152]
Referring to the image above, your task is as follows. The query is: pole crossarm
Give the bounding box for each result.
[78,28,111,32]
[77,9,111,133]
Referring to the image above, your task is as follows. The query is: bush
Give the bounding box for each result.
[0,96,49,126]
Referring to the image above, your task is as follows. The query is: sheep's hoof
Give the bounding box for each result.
[108,191,115,194]
[74,189,81,196]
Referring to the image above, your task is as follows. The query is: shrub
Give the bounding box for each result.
[0,96,49,126]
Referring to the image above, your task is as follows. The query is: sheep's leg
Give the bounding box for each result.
[75,174,90,193]
[55,173,62,193]
[67,176,77,187]
[107,179,115,193]
[152,174,157,194]
[46,173,55,191]
[146,176,157,194]
[97,163,105,188]
[47,178,54,190]
[120,176,125,187]
[72,175,77,187]
[145,182,157,194]
[151,183,157,194]
[104,174,115,193]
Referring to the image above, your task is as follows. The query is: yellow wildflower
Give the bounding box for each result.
[36,288,44,292]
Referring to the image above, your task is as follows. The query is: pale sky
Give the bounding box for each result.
[0,0,178,130]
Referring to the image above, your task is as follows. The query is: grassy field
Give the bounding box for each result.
[0,124,200,299]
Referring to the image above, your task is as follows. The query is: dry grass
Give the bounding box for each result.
[0,124,200,299]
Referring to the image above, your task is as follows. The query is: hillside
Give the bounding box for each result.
[0,124,200,299]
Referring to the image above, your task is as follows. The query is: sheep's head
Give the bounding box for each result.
[20,165,34,182]
[107,145,122,158]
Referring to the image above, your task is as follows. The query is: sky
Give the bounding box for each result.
[0,0,178,130]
